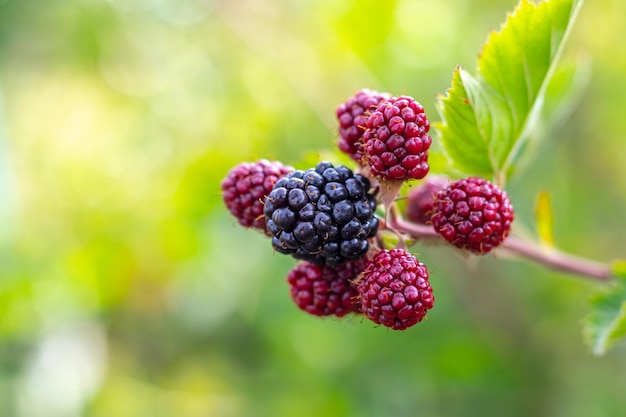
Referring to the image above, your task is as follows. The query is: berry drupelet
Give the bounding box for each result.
[221,159,294,232]
[357,249,434,330]
[336,89,391,164]
[287,259,366,317]
[431,177,514,254]
[362,95,432,181]
[264,161,379,267]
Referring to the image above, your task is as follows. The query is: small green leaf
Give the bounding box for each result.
[534,190,554,248]
[584,280,626,355]
[436,0,584,183]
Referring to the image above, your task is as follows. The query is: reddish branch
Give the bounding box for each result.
[388,214,613,282]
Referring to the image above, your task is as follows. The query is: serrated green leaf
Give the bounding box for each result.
[436,0,583,183]
[535,190,554,248]
[584,281,626,355]
[435,67,494,178]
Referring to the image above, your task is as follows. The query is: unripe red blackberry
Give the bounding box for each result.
[357,249,433,330]
[336,89,391,164]
[431,177,514,254]
[287,259,366,317]
[363,95,432,181]
[221,160,293,232]
[264,161,379,267]
[405,176,449,224]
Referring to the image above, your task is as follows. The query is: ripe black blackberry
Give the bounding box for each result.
[336,89,391,164]
[362,95,432,181]
[264,161,379,267]
[431,177,514,254]
[221,159,294,232]
[287,259,366,317]
[357,249,434,330]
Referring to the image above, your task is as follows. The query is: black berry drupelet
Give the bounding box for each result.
[405,176,449,224]
[264,161,379,267]
[362,95,432,181]
[287,259,366,317]
[221,159,293,232]
[336,89,391,164]
[357,249,433,330]
[431,177,514,254]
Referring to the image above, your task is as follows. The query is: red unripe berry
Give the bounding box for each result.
[336,89,391,164]
[405,176,449,224]
[357,249,434,330]
[431,177,514,254]
[221,160,293,232]
[363,95,432,181]
[287,259,366,317]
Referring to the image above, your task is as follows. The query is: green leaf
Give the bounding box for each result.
[436,0,584,183]
[505,56,591,177]
[435,67,496,178]
[584,276,626,356]
[540,54,591,129]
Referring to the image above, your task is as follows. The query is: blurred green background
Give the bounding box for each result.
[1,0,626,416]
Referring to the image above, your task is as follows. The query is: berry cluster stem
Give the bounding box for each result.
[500,236,612,282]
[389,214,613,282]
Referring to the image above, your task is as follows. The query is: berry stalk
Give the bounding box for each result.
[500,236,612,282]
[389,212,613,282]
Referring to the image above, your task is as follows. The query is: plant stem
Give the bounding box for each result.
[389,215,613,282]
[500,236,612,282]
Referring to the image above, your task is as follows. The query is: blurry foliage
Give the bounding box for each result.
[0,0,626,416]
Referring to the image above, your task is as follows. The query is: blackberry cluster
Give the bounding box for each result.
[336,89,391,164]
[431,177,514,254]
[221,87,520,332]
[357,249,434,330]
[221,160,293,232]
[362,95,432,181]
[287,259,365,317]
[264,161,379,267]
